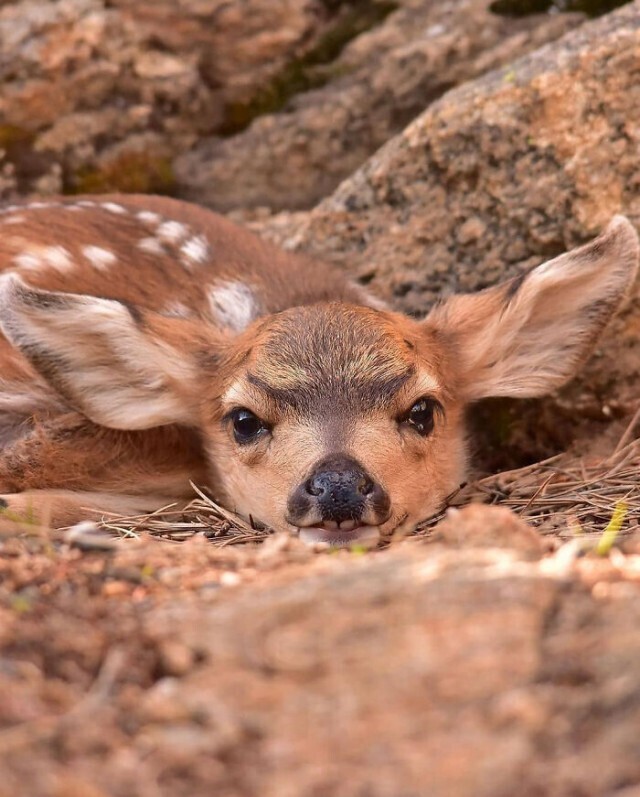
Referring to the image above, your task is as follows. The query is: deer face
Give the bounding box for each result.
[202,304,467,545]
[0,216,637,545]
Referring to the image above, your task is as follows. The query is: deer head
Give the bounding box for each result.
[0,214,637,545]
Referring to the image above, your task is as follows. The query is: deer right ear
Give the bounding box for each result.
[0,275,204,429]
[425,216,639,401]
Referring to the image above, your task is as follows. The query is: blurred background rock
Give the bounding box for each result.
[1,0,583,206]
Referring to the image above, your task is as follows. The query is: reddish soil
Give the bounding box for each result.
[1,504,640,797]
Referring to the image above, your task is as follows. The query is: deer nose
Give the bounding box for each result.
[302,455,386,524]
[306,468,373,499]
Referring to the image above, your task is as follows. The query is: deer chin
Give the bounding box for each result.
[296,524,381,548]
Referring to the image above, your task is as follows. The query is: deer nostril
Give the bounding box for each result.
[305,476,325,497]
[358,475,375,496]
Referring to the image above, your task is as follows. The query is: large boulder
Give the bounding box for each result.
[0,0,586,211]
[262,1,640,461]
[176,0,582,210]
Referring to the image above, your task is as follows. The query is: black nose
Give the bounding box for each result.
[307,467,373,500]
[301,454,386,524]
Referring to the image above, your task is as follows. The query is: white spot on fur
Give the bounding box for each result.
[2,215,25,225]
[163,300,192,318]
[137,210,161,225]
[100,202,127,215]
[77,200,96,208]
[13,253,43,271]
[43,246,74,273]
[138,237,165,256]
[208,281,257,331]
[180,234,209,269]
[82,245,117,271]
[157,220,188,243]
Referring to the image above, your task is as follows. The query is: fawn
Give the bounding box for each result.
[0,195,637,545]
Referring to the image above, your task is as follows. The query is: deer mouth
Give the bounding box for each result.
[296,520,381,548]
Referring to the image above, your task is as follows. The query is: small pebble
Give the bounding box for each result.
[220,571,241,587]
[66,521,119,552]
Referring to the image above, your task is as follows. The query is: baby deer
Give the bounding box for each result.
[0,196,637,545]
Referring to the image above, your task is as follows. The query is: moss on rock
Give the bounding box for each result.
[67,152,175,196]
[220,0,398,135]
[490,0,630,17]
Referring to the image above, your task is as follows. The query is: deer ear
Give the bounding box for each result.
[0,275,203,429]
[425,216,639,400]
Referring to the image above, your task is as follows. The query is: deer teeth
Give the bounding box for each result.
[297,525,380,548]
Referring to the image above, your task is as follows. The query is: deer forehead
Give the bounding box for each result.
[221,319,441,416]
[222,305,443,411]
[254,307,417,379]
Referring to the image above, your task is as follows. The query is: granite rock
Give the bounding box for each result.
[260,2,640,460]
[0,0,333,197]
[176,0,583,210]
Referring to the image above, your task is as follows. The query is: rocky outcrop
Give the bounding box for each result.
[261,1,640,458]
[0,0,584,208]
[272,2,640,305]
[0,0,341,197]
[176,0,582,210]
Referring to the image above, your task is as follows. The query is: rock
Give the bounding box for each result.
[434,504,547,558]
[109,0,327,110]
[125,549,640,796]
[260,1,640,461]
[157,640,196,677]
[176,0,583,211]
[2,509,640,795]
[0,0,334,197]
[271,2,640,305]
[50,775,111,797]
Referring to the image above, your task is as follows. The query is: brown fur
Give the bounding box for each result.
[0,197,637,540]
[0,195,363,314]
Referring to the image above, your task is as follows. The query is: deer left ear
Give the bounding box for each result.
[425,216,639,401]
[0,275,203,429]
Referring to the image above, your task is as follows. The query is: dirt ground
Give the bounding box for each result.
[1,461,640,797]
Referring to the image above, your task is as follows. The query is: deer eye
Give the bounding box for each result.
[399,398,441,437]
[228,408,271,445]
